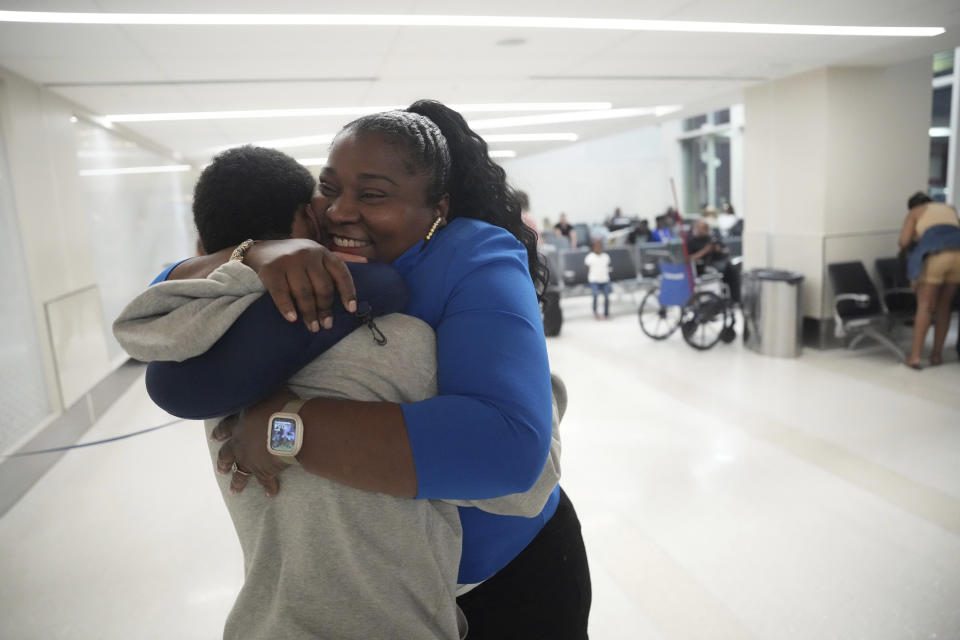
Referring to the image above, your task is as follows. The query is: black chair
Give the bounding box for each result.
[724,237,743,259]
[874,257,916,321]
[634,243,677,279]
[607,247,638,283]
[560,248,590,289]
[827,261,905,361]
[542,233,570,252]
[572,223,591,248]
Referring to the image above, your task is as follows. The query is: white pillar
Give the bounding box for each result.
[743,58,932,345]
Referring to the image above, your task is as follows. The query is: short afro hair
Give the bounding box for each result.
[193,146,315,253]
[907,191,932,210]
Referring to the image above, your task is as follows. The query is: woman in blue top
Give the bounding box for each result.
[154,100,591,638]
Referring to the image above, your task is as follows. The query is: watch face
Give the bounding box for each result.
[270,418,298,453]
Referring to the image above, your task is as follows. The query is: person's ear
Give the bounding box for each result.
[301,202,321,238]
[434,194,450,226]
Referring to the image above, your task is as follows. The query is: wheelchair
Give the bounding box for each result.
[638,261,737,350]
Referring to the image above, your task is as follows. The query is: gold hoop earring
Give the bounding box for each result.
[425,216,443,241]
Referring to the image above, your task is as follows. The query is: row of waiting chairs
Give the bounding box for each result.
[543,239,743,296]
[827,258,921,361]
[539,239,742,337]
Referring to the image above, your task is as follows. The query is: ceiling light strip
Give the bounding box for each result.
[103,102,612,124]
[483,133,578,142]
[297,151,515,165]
[212,131,580,153]
[0,12,943,37]
[469,106,682,130]
[79,164,191,176]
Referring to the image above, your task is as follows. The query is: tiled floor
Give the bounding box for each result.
[2,296,959,639]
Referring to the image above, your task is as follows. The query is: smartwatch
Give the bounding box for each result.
[266,399,307,461]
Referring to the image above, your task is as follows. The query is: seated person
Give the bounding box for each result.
[628,219,652,244]
[606,207,633,231]
[554,212,578,248]
[650,215,675,243]
[687,220,741,304]
[114,146,562,640]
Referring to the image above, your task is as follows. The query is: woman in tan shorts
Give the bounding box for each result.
[899,192,960,368]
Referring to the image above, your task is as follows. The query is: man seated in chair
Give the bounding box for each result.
[687,220,741,304]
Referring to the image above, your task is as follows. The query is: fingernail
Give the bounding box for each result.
[347,300,357,313]
[323,317,333,330]
[285,311,297,322]
[310,320,320,333]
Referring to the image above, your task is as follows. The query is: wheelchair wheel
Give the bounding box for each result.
[680,291,730,350]
[638,287,681,340]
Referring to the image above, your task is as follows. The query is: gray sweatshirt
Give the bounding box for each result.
[113,261,561,640]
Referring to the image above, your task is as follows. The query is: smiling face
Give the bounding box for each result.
[312,131,449,263]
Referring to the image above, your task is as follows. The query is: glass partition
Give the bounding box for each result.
[74,122,195,360]
[0,127,51,451]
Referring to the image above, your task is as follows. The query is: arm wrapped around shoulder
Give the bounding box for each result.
[141,261,408,420]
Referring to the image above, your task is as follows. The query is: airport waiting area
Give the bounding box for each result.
[1,6,959,640]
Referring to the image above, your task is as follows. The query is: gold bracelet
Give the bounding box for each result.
[229,239,256,263]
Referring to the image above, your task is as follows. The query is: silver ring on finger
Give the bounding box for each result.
[231,461,252,476]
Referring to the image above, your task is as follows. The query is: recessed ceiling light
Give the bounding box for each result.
[103,102,612,124]
[488,150,518,158]
[0,11,944,37]
[79,164,192,176]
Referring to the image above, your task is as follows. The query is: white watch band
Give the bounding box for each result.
[281,399,307,414]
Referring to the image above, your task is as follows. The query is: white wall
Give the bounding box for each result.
[500,125,671,226]
[743,58,932,319]
[0,67,194,452]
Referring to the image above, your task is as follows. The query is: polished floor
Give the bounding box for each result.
[2,295,959,639]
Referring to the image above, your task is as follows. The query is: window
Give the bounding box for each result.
[933,50,954,78]
[928,49,956,202]
[683,114,707,132]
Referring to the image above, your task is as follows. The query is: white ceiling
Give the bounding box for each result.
[2,0,959,164]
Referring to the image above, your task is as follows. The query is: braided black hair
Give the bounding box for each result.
[337,100,549,298]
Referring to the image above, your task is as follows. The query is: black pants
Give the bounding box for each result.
[698,260,742,304]
[722,262,742,304]
[456,487,591,639]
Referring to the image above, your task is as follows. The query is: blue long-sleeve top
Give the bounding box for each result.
[146,218,558,583]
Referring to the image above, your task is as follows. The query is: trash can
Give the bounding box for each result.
[742,269,804,358]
